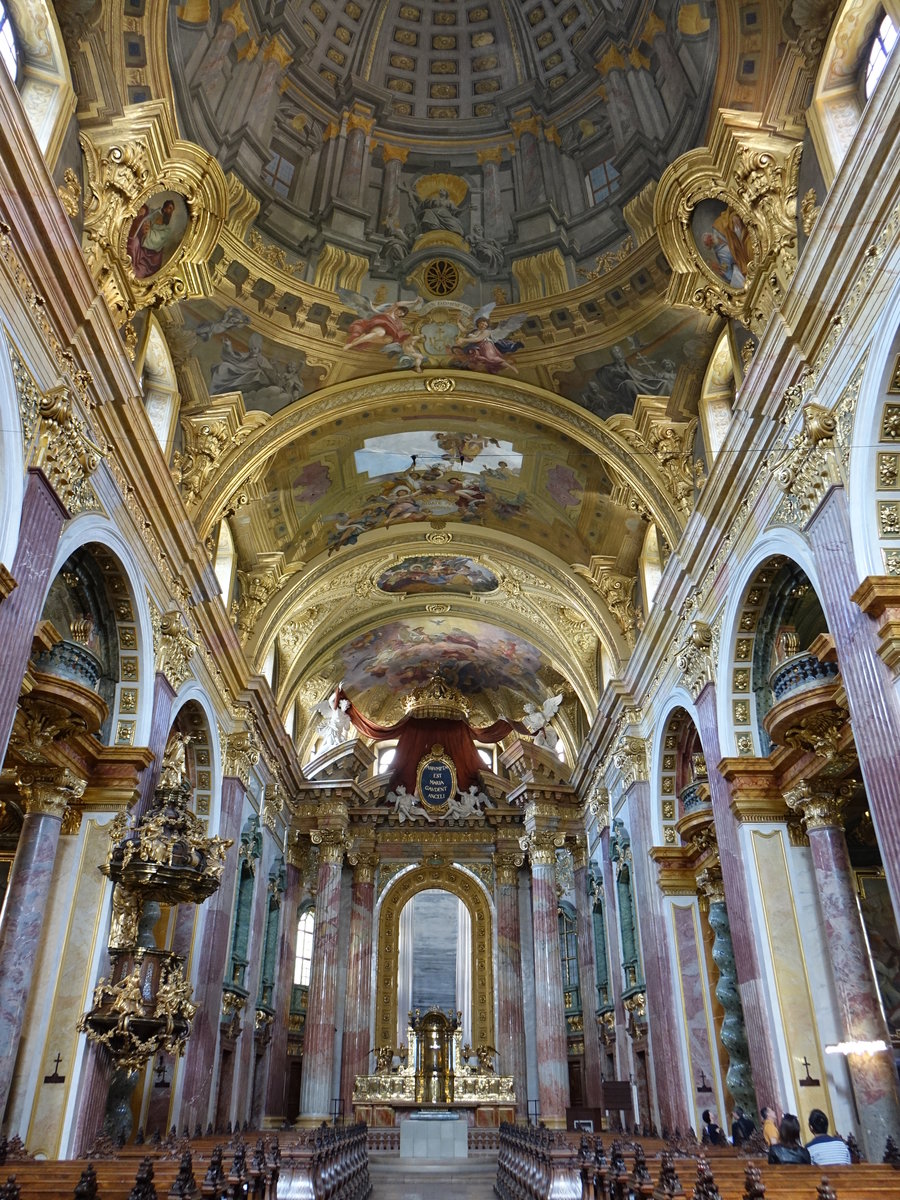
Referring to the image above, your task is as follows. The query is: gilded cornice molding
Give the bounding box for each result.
[851,576,900,674]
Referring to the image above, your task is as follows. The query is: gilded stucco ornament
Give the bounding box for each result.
[149,599,197,690]
[222,730,261,786]
[677,618,720,700]
[612,735,648,789]
[783,779,854,831]
[571,562,640,648]
[10,346,103,516]
[236,559,289,644]
[655,115,802,333]
[15,765,87,820]
[79,104,228,326]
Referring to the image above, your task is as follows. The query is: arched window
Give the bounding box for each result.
[293,909,315,986]
[0,0,18,79]
[558,906,579,990]
[214,519,236,607]
[865,14,898,98]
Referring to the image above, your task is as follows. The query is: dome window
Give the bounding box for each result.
[585,159,620,206]
[0,0,20,80]
[865,14,897,99]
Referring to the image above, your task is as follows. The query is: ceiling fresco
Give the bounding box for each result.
[336,617,551,699]
[65,0,796,752]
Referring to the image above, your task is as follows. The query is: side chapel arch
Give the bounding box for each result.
[375,863,494,1055]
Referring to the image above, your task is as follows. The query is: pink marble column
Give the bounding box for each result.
[573,845,604,1108]
[0,767,82,1120]
[135,673,176,816]
[339,851,377,1118]
[525,832,570,1127]
[809,486,900,920]
[299,832,346,1122]
[263,857,301,1127]
[627,785,691,1131]
[0,468,68,764]
[493,850,528,1118]
[786,781,900,1157]
[179,776,246,1132]
[233,839,274,1127]
[693,686,783,1112]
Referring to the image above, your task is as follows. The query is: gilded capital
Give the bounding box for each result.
[311,828,348,864]
[346,111,376,135]
[492,850,524,886]
[476,147,503,165]
[15,765,87,820]
[151,603,197,691]
[696,864,725,903]
[222,730,260,786]
[783,780,850,831]
[382,144,410,164]
[519,830,565,866]
[612,734,648,789]
[348,850,379,883]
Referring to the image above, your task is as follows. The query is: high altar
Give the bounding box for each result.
[353,1008,516,1127]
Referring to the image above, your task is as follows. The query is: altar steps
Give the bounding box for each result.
[369,1155,498,1199]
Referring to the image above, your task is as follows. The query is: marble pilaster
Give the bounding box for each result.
[0,766,84,1118]
[262,857,301,1126]
[379,146,408,232]
[809,486,900,920]
[523,831,569,1127]
[627,783,691,1131]
[299,830,346,1122]
[179,776,246,1132]
[493,849,528,1118]
[135,672,176,816]
[477,149,507,241]
[339,850,377,1117]
[573,844,603,1108]
[693,685,784,1111]
[0,469,68,764]
[337,113,374,209]
[786,781,900,1157]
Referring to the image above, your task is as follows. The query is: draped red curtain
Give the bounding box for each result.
[336,689,528,794]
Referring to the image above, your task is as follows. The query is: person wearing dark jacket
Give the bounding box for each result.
[701,1109,726,1145]
[731,1107,756,1146]
[767,1114,812,1164]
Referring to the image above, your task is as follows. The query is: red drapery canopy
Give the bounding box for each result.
[335,688,528,794]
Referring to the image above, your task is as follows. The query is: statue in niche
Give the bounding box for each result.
[379,222,415,268]
[399,177,467,239]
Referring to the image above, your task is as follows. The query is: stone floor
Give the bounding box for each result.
[369,1155,498,1198]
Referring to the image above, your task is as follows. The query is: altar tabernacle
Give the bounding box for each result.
[334,677,530,794]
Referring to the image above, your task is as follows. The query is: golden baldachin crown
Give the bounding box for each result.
[404,675,470,720]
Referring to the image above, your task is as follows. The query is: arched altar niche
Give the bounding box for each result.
[376,864,493,1057]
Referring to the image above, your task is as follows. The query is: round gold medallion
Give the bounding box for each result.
[424,258,460,296]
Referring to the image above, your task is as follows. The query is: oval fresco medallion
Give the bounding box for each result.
[377,554,499,594]
[125,190,190,280]
[690,198,754,292]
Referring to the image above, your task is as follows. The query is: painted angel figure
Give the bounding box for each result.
[338,289,426,371]
[314,694,355,753]
[452,303,527,375]
[522,693,563,753]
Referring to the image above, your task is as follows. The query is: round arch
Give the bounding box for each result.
[848,267,900,579]
[0,321,24,569]
[716,530,825,756]
[50,516,157,746]
[375,861,494,1054]
[193,370,684,548]
[169,682,224,831]
[649,687,702,845]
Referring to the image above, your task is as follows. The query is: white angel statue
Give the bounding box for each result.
[446,784,492,820]
[314,694,355,753]
[387,784,433,824]
[523,693,564,753]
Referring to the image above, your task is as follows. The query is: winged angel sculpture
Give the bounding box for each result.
[522,693,564,753]
[339,291,528,374]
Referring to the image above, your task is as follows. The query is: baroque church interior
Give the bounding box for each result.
[3,0,900,1176]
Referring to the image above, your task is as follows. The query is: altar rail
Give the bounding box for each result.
[366,1126,501,1154]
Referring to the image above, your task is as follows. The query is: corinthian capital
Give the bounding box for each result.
[15,765,87,820]
[347,850,379,883]
[519,830,566,866]
[783,779,852,831]
[311,828,348,864]
[492,850,524,886]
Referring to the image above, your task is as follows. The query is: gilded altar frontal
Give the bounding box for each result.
[0,0,899,1172]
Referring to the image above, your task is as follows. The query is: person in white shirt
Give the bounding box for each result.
[806,1109,852,1166]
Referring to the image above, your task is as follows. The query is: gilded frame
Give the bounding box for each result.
[375,862,493,1052]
